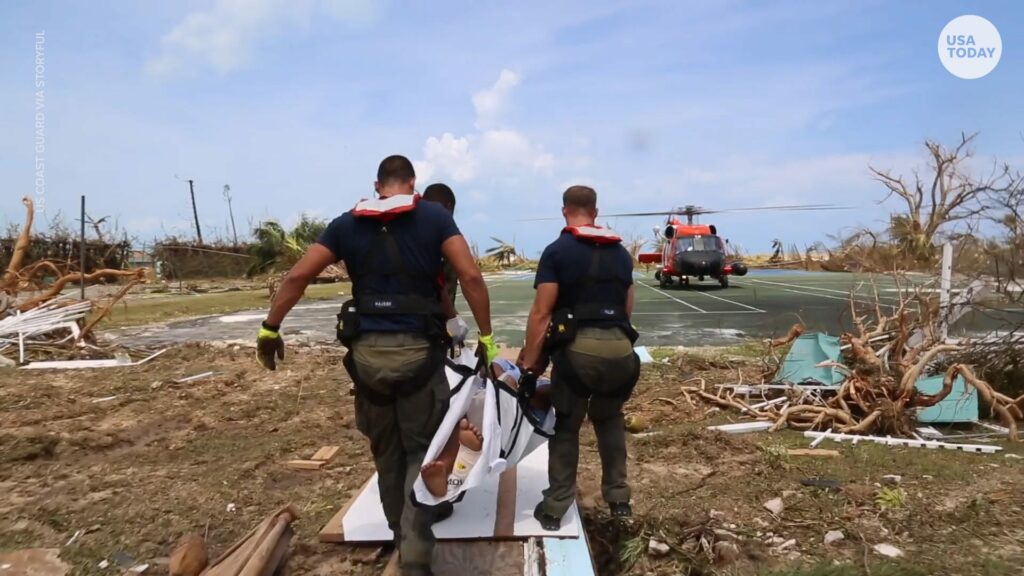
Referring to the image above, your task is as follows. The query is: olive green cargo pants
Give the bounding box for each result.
[350,332,450,568]
[541,327,637,518]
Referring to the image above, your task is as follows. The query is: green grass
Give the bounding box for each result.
[763,564,930,576]
[763,560,1016,576]
[95,282,350,328]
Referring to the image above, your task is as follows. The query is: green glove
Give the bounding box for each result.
[257,324,285,370]
[477,333,499,365]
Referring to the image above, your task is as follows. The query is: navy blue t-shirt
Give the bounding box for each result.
[317,200,460,332]
[535,231,634,327]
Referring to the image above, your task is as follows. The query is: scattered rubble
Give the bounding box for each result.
[681,284,1024,444]
[881,474,902,486]
[0,197,152,367]
[873,543,904,558]
[647,539,670,557]
[823,530,845,545]
[762,497,784,515]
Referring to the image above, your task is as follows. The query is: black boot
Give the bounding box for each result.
[609,501,632,518]
[533,502,562,531]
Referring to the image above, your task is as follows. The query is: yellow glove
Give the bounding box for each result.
[477,333,499,365]
[257,324,285,370]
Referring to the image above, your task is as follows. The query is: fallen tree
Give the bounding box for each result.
[687,278,1024,440]
[1,196,151,363]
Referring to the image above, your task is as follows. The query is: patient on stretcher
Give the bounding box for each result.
[420,359,553,498]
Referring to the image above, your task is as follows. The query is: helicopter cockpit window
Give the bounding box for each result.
[678,235,723,251]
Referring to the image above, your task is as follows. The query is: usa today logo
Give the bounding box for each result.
[938,15,1001,79]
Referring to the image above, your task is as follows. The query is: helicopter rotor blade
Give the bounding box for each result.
[521,203,855,222]
[596,203,851,219]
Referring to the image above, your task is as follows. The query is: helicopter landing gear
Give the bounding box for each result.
[659,274,670,289]
[719,275,729,288]
[681,276,690,288]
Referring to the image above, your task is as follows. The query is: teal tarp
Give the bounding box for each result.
[915,374,978,423]
[776,333,845,386]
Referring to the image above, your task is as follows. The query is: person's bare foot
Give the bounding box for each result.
[457,418,483,451]
[437,426,460,467]
[421,461,448,497]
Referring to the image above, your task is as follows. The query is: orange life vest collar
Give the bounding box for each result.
[353,194,420,220]
[564,225,622,244]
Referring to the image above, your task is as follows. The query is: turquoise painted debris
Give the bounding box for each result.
[915,374,979,423]
[776,333,845,386]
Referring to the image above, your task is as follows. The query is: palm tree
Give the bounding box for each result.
[769,239,784,263]
[247,215,327,276]
[485,237,518,267]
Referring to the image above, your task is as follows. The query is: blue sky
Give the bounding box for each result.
[1,0,1022,257]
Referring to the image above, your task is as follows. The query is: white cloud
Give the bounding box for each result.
[422,133,477,182]
[146,0,381,77]
[416,70,559,186]
[472,69,519,130]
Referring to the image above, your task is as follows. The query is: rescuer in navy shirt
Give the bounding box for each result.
[257,155,498,576]
[518,185,639,530]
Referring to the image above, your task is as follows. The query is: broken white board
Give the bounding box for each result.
[804,430,1001,454]
[707,421,772,434]
[340,443,580,541]
[21,349,167,370]
[633,346,654,364]
[538,535,596,576]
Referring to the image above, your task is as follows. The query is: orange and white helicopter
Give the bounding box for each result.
[602,204,842,289]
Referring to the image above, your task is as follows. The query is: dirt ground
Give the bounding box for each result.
[2,345,1023,576]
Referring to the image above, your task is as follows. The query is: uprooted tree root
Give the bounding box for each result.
[1,196,152,360]
[689,277,1024,441]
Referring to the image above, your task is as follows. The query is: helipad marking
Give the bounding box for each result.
[638,282,707,313]
[748,278,900,299]
[733,280,898,310]
[691,288,765,313]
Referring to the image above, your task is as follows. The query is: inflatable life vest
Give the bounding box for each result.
[563,225,622,244]
[352,193,420,220]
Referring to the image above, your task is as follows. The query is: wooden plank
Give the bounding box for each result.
[318,477,375,543]
[312,446,340,462]
[285,460,325,471]
[787,448,841,457]
[493,466,517,538]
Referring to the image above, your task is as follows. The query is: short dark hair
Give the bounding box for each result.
[377,155,416,185]
[423,183,456,211]
[563,185,597,212]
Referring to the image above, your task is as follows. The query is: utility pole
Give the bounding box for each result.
[188,179,203,244]
[80,195,86,299]
[224,184,238,246]
[939,242,953,341]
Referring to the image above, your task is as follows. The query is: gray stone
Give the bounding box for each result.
[763,497,784,515]
[647,539,670,557]
[824,530,845,545]
[873,543,903,558]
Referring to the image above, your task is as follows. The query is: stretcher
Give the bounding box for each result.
[412,350,555,507]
